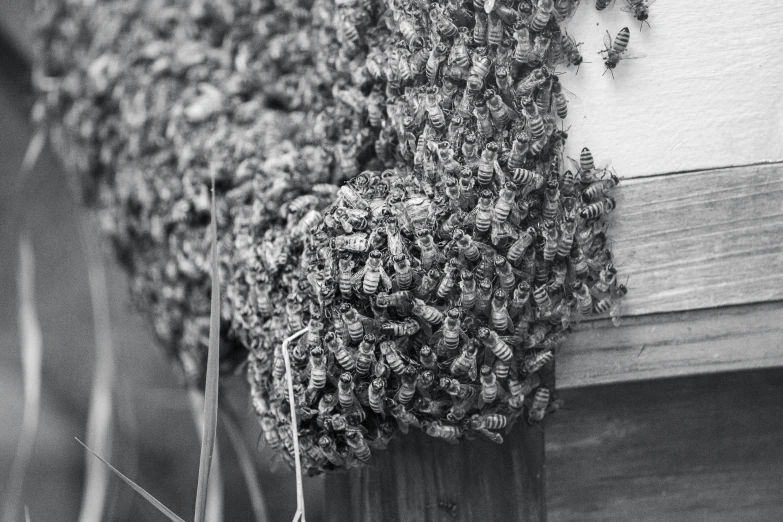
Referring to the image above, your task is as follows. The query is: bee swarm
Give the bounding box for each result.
[36,0,626,473]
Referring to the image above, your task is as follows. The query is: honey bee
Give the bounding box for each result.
[337,255,356,296]
[533,285,553,316]
[450,341,478,380]
[475,278,494,316]
[583,170,620,200]
[382,317,421,337]
[594,283,628,323]
[351,250,393,294]
[317,434,345,467]
[395,366,419,405]
[560,32,585,73]
[510,281,532,316]
[477,327,514,362]
[356,334,378,376]
[432,308,468,353]
[621,0,655,30]
[580,198,616,220]
[412,297,445,325]
[512,22,533,65]
[332,233,369,253]
[426,421,462,443]
[490,289,514,332]
[507,227,536,263]
[473,11,488,46]
[471,413,509,431]
[459,269,478,310]
[340,303,367,343]
[487,12,504,48]
[369,377,387,414]
[493,357,511,380]
[450,229,480,263]
[595,0,617,10]
[390,403,422,434]
[474,98,495,139]
[486,89,515,128]
[416,267,442,299]
[307,346,328,392]
[479,365,499,405]
[600,27,646,78]
[507,136,529,171]
[494,255,518,293]
[523,349,554,374]
[426,44,449,85]
[468,49,492,88]
[449,28,471,76]
[260,417,281,449]
[285,296,305,333]
[345,429,371,461]
[530,0,554,32]
[466,190,494,235]
[418,346,438,370]
[338,372,357,409]
[528,387,550,423]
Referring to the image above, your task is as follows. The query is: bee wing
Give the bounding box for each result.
[500,334,524,347]
[493,160,507,185]
[350,266,368,287]
[463,206,479,226]
[378,267,393,290]
[468,362,478,382]
[478,427,504,444]
[491,220,517,245]
[602,30,613,53]
[620,51,647,60]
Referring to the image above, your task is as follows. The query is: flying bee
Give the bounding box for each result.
[382,317,421,337]
[621,0,656,30]
[580,198,616,220]
[530,0,554,33]
[600,27,646,78]
[490,289,514,332]
[351,250,392,294]
[477,327,514,362]
[528,387,550,423]
[459,269,478,310]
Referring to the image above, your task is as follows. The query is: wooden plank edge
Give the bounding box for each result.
[556,300,783,389]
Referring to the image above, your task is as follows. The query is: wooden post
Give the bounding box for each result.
[324,424,545,521]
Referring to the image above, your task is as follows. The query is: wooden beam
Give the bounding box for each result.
[324,424,546,522]
[609,162,783,317]
[562,3,783,177]
[547,369,783,522]
[557,301,783,389]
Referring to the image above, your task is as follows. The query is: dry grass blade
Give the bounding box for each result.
[188,390,224,522]
[282,328,311,522]
[220,406,270,522]
[77,212,116,522]
[75,439,185,522]
[2,235,43,522]
[194,179,221,522]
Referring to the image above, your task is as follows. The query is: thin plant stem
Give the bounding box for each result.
[282,328,310,522]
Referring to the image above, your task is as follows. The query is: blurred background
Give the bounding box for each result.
[0,4,324,520]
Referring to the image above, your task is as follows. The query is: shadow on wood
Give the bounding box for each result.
[324,423,545,522]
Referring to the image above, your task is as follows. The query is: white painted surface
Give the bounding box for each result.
[559,0,783,178]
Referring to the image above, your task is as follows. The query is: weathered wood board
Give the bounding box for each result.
[325,424,545,522]
[557,301,783,388]
[562,1,783,177]
[608,162,783,317]
[547,369,783,522]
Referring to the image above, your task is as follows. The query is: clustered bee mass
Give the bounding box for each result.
[35,0,650,474]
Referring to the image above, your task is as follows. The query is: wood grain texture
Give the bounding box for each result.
[562,0,783,177]
[324,424,545,522]
[547,369,783,522]
[609,162,783,316]
[557,301,783,389]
